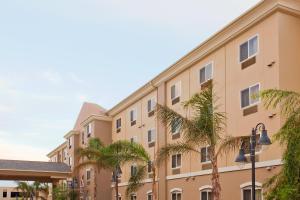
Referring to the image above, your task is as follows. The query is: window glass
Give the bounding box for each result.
[206,63,213,80]
[171,192,181,200]
[116,118,121,129]
[200,68,206,84]
[171,119,180,134]
[148,129,155,143]
[241,88,250,108]
[250,84,259,104]
[201,191,212,200]
[249,36,258,57]
[147,193,153,200]
[171,85,176,99]
[240,42,249,62]
[243,188,262,200]
[201,146,211,163]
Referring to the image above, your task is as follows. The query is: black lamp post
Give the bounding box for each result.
[113,164,122,200]
[235,123,271,200]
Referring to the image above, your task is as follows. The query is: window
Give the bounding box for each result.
[201,190,212,200]
[147,98,156,117]
[171,119,180,135]
[240,35,258,62]
[130,194,137,200]
[171,191,182,200]
[86,169,91,181]
[69,156,72,167]
[171,154,181,169]
[64,149,67,161]
[148,129,156,144]
[241,84,260,108]
[148,161,153,174]
[171,82,181,105]
[201,146,211,163]
[130,136,137,143]
[200,63,213,84]
[11,192,21,198]
[147,193,153,200]
[86,123,92,137]
[116,118,121,133]
[3,191,7,198]
[130,109,137,126]
[131,165,137,176]
[68,137,72,149]
[242,188,262,200]
[82,132,85,144]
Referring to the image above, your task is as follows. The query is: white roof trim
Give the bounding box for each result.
[240,182,262,189]
[170,188,182,193]
[199,185,213,191]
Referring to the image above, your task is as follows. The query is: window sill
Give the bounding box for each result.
[200,79,212,90]
[241,56,256,70]
[242,105,258,116]
[131,120,137,126]
[171,97,180,105]
[172,132,180,140]
[148,141,155,148]
[148,110,155,117]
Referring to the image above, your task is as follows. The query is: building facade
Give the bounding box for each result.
[48,0,300,199]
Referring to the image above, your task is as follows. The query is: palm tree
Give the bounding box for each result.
[78,138,151,200]
[16,181,33,200]
[261,89,300,200]
[126,153,159,200]
[156,86,243,200]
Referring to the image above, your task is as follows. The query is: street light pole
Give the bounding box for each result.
[235,123,272,200]
[250,128,256,200]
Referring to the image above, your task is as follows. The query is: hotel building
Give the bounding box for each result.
[48,0,300,199]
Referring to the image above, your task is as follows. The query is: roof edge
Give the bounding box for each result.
[107,0,300,116]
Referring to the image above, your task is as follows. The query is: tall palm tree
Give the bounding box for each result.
[78,138,151,200]
[156,86,243,200]
[261,89,300,200]
[32,182,49,200]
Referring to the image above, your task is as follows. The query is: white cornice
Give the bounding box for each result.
[80,114,112,127]
[63,130,80,139]
[107,0,300,116]
[166,159,282,180]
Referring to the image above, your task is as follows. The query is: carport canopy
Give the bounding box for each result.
[0,159,71,182]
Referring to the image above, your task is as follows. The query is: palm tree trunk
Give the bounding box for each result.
[152,166,157,200]
[211,155,221,200]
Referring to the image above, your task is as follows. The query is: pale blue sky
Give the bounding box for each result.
[0,0,260,164]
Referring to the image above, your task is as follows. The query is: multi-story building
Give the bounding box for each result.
[48,102,112,200]
[48,0,300,199]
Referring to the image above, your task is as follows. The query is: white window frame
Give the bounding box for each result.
[240,182,263,200]
[86,168,91,181]
[239,34,259,63]
[130,193,137,200]
[147,128,156,144]
[171,120,180,135]
[116,117,122,130]
[130,108,137,123]
[200,146,211,164]
[171,154,182,169]
[147,97,156,113]
[171,81,181,101]
[199,62,213,85]
[170,188,182,200]
[147,191,153,200]
[86,123,92,137]
[240,83,260,109]
[130,164,138,176]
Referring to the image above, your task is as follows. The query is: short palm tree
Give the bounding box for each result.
[261,89,300,200]
[78,138,151,200]
[16,181,48,200]
[16,181,32,199]
[125,146,159,200]
[156,86,243,200]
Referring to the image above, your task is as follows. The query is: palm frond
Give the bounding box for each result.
[125,165,147,199]
[216,136,248,157]
[261,89,300,116]
[157,142,199,165]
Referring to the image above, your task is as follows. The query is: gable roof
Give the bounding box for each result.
[73,102,107,131]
